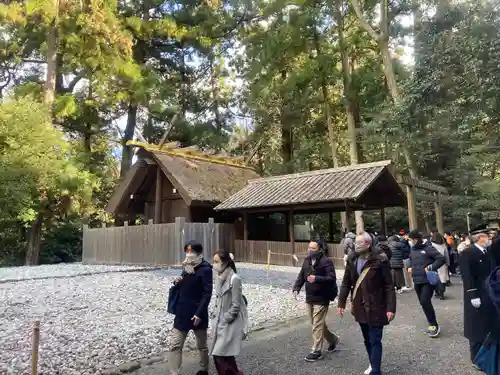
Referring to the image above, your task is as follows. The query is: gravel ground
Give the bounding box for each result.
[0,263,155,283]
[0,262,335,375]
[134,276,475,375]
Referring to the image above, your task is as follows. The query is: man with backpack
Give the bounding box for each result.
[293,239,339,362]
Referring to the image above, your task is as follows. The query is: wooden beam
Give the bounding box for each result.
[154,166,162,224]
[397,175,447,194]
[380,208,387,235]
[406,184,418,231]
[328,211,334,242]
[288,209,295,255]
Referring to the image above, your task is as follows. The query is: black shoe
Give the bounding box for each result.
[327,336,340,352]
[196,371,209,375]
[305,351,324,362]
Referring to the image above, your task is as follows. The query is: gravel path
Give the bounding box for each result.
[0,262,338,375]
[134,276,474,375]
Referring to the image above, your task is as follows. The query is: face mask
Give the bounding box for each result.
[213,263,223,272]
[409,240,415,248]
[310,250,322,259]
[485,240,492,248]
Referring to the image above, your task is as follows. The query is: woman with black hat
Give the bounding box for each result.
[407,230,445,337]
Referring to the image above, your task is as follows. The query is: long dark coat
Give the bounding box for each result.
[459,245,498,342]
[338,245,396,328]
[174,260,213,332]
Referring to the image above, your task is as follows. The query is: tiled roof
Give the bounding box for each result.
[215,160,398,210]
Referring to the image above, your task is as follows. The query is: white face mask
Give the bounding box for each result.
[485,240,492,248]
[409,240,415,248]
[213,263,223,273]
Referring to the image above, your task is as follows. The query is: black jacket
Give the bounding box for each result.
[293,253,337,305]
[408,242,445,284]
[174,260,213,332]
[460,245,500,341]
[388,238,410,269]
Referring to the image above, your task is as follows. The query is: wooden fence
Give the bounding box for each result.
[83,217,235,266]
[233,240,343,266]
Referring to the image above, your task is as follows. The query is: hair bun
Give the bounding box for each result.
[229,253,235,261]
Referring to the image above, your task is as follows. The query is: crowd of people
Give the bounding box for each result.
[165,229,500,375]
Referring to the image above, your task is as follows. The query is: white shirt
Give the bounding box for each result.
[475,244,486,254]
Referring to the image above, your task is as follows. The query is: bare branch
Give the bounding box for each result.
[351,0,381,41]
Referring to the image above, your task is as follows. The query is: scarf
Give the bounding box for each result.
[215,265,232,291]
[182,254,203,274]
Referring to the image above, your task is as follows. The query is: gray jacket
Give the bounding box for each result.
[342,232,356,255]
[210,270,245,357]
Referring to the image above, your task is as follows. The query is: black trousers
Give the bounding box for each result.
[415,283,438,326]
[469,340,482,363]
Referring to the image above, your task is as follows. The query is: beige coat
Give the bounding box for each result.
[210,271,245,357]
[431,242,450,283]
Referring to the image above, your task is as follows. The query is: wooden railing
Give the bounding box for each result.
[234,240,343,266]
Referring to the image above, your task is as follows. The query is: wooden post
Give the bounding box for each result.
[174,217,186,265]
[101,222,106,228]
[266,250,271,276]
[345,208,352,232]
[380,208,387,235]
[288,209,295,256]
[434,192,445,234]
[243,212,248,261]
[406,184,418,231]
[31,320,40,375]
[328,212,334,242]
[208,217,216,258]
[154,166,163,224]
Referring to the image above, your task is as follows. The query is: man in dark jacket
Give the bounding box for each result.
[388,235,410,293]
[338,232,396,375]
[168,241,213,375]
[460,232,498,367]
[293,240,339,362]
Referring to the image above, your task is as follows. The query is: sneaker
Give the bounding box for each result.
[401,286,412,291]
[364,365,372,374]
[473,363,482,371]
[396,289,403,294]
[426,325,440,337]
[327,336,340,352]
[305,351,324,362]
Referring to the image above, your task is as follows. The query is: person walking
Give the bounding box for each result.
[407,230,445,338]
[210,250,246,375]
[337,232,396,375]
[168,241,213,375]
[342,231,356,266]
[459,232,498,369]
[388,235,410,294]
[430,233,450,300]
[293,239,339,362]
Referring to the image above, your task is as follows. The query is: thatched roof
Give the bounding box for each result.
[106,142,260,214]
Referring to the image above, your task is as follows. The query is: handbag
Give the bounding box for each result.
[167,283,180,315]
[426,269,440,286]
[474,333,498,375]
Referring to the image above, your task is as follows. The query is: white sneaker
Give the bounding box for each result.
[364,365,372,374]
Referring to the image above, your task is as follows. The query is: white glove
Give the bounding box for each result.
[471,298,481,308]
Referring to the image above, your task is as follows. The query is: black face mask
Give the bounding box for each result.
[311,250,323,259]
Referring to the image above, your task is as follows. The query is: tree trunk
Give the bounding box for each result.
[120,104,138,177]
[210,52,223,150]
[280,70,294,173]
[25,213,43,266]
[335,0,364,233]
[43,0,58,109]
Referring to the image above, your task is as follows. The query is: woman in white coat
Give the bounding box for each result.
[431,232,450,300]
[210,250,245,375]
